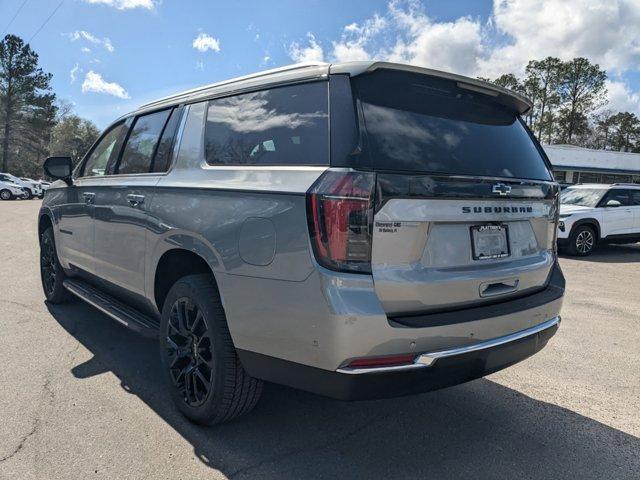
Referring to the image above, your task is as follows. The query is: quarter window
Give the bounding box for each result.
[82,122,128,177]
[118,109,172,175]
[204,82,328,166]
[151,108,181,173]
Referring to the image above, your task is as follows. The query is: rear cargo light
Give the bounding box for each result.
[346,354,416,369]
[307,169,375,274]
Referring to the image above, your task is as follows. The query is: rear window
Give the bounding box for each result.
[204,81,328,166]
[353,70,552,180]
[118,109,172,175]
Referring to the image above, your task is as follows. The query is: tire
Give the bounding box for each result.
[40,226,71,303]
[24,190,33,199]
[160,274,263,425]
[0,189,12,200]
[567,225,597,256]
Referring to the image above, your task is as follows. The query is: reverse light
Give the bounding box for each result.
[307,169,375,274]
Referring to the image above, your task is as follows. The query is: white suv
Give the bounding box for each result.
[0,180,27,200]
[0,173,42,199]
[558,184,640,255]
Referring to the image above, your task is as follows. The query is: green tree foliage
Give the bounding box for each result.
[557,58,607,143]
[489,56,640,152]
[50,112,100,164]
[0,34,56,177]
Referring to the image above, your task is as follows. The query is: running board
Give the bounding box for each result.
[63,278,160,338]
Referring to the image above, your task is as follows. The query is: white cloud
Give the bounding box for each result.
[81,47,91,53]
[383,1,484,76]
[70,64,81,83]
[192,33,221,53]
[479,0,640,78]
[286,0,640,108]
[289,33,325,63]
[332,13,387,62]
[82,0,156,10]
[605,80,640,114]
[68,30,114,53]
[81,71,129,99]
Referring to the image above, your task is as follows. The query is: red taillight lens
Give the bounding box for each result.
[307,169,375,273]
[346,354,416,369]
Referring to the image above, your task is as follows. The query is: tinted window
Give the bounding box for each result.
[82,123,128,177]
[151,108,181,173]
[353,70,552,180]
[204,82,328,166]
[118,109,171,174]
[630,190,640,206]
[602,189,631,206]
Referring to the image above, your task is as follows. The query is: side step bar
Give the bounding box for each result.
[63,278,160,338]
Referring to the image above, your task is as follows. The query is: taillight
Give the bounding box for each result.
[307,169,375,274]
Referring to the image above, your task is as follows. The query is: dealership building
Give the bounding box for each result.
[544,144,640,184]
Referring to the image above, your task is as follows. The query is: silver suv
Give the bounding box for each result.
[39,62,564,424]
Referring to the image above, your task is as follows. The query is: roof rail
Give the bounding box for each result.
[139,62,329,110]
[612,183,640,186]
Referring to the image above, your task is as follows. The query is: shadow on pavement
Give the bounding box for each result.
[560,242,640,263]
[47,301,639,480]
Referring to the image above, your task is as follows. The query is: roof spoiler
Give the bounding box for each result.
[330,61,533,115]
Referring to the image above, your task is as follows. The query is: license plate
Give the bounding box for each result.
[471,225,510,260]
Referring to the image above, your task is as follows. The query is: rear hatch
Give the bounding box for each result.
[353,68,558,315]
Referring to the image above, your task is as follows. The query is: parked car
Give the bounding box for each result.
[557,183,640,255]
[0,173,42,199]
[39,180,51,192]
[38,62,564,425]
[0,179,27,200]
[21,177,45,198]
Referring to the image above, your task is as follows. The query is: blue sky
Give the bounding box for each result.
[2,0,639,128]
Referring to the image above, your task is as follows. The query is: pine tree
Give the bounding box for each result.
[0,34,56,175]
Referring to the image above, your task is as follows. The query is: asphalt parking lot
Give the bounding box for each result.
[0,199,638,480]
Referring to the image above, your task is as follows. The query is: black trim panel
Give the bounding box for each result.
[237,321,558,401]
[375,173,557,212]
[388,262,564,328]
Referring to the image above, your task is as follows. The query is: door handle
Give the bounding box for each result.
[126,194,145,207]
[82,192,95,204]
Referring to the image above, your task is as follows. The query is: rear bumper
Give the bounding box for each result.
[238,316,560,400]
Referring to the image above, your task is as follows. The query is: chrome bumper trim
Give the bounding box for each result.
[336,316,560,375]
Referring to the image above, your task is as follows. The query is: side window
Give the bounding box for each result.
[629,190,640,206]
[602,189,631,206]
[151,108,181,173]
[81,122,128,177]
[117,109,171,175]
[204,81,328,166]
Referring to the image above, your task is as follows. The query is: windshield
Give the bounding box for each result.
[352,70,552,180]
[561,188,607,207]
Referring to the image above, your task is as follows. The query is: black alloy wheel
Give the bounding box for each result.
[166,297,214,407]
[40,231,57,297]
[39,227,70,303]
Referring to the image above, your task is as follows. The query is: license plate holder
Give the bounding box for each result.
[471,224,510,260]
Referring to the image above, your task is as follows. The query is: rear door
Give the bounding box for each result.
[598,189,634,236]
[630,190,640,233]
[93,107,180,302]
[352,69,557,315]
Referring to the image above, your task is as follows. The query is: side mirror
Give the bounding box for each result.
[605,199,621,207]
[44,156,73,185]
